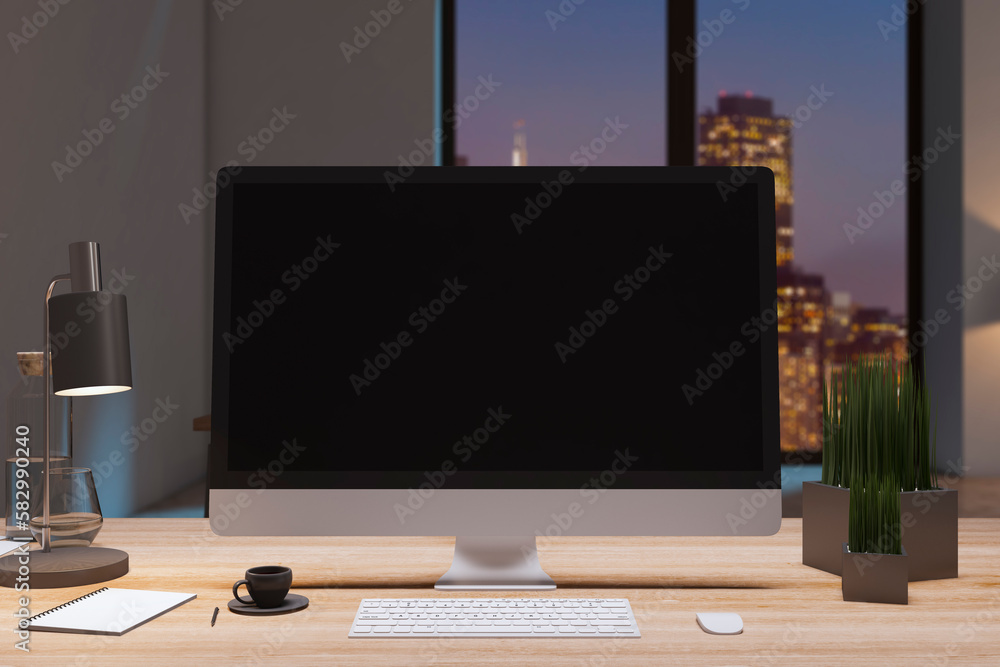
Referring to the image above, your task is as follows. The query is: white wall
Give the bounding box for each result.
[963,0,1000,475]
[0,0,436,515]
[0,0,207,516]
[205,0,435,170]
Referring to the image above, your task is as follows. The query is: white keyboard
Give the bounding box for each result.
[349,598,641,638]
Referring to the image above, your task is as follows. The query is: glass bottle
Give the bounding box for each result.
[4,352,72,539]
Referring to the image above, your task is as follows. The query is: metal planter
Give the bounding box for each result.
[802,481,849,575]
[841,543,908,605]
[804,482,958,581]
[901,488,958,581]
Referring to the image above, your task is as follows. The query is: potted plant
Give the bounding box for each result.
[841,476,908,604]
[803,355,957,580]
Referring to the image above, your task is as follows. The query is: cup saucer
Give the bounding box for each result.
[228,593,309,616]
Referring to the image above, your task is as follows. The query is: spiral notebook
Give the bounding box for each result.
[27,587,196,636]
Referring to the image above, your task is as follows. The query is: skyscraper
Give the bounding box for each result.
[698,93,794,267]
[512,120,528,167]
[775,266,827,452]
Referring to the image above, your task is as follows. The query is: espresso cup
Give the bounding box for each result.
[233,566,292,608]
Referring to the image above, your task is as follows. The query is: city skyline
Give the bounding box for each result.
[697,92,906,452]
[455,0,907,314]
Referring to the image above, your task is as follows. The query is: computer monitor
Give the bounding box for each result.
[209,166,780,590]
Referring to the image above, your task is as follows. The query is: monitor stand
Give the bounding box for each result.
[434,536,556,590]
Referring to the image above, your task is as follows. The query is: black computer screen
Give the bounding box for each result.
[214,170,776,489]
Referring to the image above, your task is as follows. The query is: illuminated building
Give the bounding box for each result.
[778,339,824,453]
[825,305,909,384]
[776,266,827,453]
[698,92,794,267]
[512,120,527,167]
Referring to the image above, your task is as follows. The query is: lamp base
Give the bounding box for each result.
[0,547,129,589]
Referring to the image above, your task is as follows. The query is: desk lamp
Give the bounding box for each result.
[0,242,132,588]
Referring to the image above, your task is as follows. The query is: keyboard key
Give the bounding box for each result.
[373,626,391,633]
[558,627,577,633]
[412,626,433,633]
[353,626,372,633]
[535,626,556,633]
[487,626,527,633]
[598,626,617,634]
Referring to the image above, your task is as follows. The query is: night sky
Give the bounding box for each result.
[456,0,907,315]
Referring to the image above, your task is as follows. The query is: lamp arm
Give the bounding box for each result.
[41,274,70,553]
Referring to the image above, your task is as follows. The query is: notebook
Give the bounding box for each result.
[27,587,196,636]
[0,539,30,557]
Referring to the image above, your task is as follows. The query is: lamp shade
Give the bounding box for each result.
[49,292,132,396]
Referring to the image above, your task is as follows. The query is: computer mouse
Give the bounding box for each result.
[696,612,743,635]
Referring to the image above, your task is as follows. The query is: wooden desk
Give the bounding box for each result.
[3,518,998,665]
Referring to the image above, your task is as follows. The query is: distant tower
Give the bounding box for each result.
[512,120,528,167]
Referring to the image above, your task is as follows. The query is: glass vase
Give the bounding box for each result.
[29,467,103,548]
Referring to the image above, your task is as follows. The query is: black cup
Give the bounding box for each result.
[233,566,292,608]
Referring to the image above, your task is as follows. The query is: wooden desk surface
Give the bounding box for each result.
[2,518,998,666]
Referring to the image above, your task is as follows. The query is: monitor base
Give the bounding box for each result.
[435,536,556,590]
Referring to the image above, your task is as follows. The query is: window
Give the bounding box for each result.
[448,0,912,457]
[696,0,908,455]
[453,0,665,167]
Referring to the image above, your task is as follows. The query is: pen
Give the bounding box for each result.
[211,607,219,626]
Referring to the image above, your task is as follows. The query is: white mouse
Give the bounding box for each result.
[696,612,743,635]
